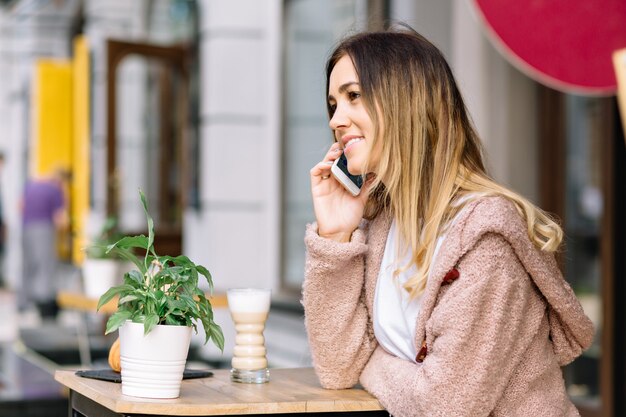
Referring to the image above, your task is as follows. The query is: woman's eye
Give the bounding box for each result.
[348,91,361,101]
[328,103,337,114]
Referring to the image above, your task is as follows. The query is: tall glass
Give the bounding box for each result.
[227,288,271,383]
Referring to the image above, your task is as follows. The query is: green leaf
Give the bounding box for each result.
[153,266,183,289]
[165,314,183,325]
[178,295,196,313]
[105,310,132,334]
[138,189,155,256]
[192,267,200,284]
[142,295,158,318]
[196,265,213,290]
[125,270,145,287]
[97,284,135,311]
[143,313,159,335]
[160,255,192,267]
[144,290,158,302]
[196,295,213,317]
[108,235,149,251]
[107,246,145,272]
[207,323,225,351]
[118,294,140,304]
[167,298,187,311]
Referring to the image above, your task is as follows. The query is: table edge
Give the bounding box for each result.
[54,369,385,415]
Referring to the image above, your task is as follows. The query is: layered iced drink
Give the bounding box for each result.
[227,288,271,383]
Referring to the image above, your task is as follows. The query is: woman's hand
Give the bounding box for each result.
[310,143,370,242]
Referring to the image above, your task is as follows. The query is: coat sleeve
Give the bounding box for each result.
[359,233,547,417]
[301,223,378,389]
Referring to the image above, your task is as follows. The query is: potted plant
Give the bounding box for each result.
[83,216,124,298]
[97,190,224,399]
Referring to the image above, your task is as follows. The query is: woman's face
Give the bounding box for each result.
[327,55,380,175]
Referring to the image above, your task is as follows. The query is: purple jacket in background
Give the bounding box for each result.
[22,180,64,225]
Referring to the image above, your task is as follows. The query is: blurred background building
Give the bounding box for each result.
[0,1,623,416]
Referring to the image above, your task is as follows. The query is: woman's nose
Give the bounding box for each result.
[329,105,350,130]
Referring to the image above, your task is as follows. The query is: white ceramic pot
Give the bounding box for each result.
[82,259,121,298]
[119,321,192,398]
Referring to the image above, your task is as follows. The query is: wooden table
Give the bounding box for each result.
[55,368,386,416]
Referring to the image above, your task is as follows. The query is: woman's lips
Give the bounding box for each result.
[344,137,364,152]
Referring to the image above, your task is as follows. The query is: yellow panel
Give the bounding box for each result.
[33,59,73,261]
[72,35,91,265]
[33,60,73,176]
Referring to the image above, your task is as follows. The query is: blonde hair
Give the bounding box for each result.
[326,27,562,298]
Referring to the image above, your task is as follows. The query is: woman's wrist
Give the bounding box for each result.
[317,229,354,243]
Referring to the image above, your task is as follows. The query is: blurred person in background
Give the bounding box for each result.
[20,168,69,319]
[303,26,594,417]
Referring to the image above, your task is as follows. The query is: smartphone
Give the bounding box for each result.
[331,153,363,196]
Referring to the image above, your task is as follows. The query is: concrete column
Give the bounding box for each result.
[189,0,282,292]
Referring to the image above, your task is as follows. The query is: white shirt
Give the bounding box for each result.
[373,196,476,362]
[373,221,445,362]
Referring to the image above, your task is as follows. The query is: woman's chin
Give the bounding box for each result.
[347,167,363,176]
[346,159,364,176]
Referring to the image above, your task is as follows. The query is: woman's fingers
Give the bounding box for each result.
[310,160,334,184]
[323,142,342,161]
[311,143,341,183]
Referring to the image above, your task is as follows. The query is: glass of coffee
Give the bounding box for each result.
[227,288,271,383]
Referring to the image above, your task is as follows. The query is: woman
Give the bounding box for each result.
[302,27,594,417]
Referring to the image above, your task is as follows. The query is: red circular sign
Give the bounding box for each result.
[471,0,626,95]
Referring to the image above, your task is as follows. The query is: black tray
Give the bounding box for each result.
[76,368,213,383]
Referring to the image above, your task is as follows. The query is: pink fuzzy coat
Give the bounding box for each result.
[302,197,594,417]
